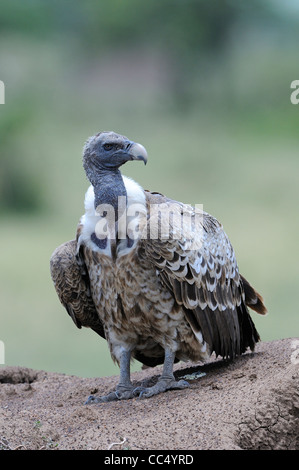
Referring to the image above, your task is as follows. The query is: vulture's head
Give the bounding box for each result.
[83,131,147,184]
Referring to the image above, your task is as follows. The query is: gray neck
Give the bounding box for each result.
[92,168,127,219]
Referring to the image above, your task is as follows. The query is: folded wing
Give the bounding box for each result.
[142,191,266,359]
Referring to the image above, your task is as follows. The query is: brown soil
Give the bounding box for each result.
[0,338,298,450]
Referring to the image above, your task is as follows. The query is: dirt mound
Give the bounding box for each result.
[0,367,39,385]
[0,338,298,450]
[237,358,299,450]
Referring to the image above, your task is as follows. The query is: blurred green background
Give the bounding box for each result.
[1,0,298,378]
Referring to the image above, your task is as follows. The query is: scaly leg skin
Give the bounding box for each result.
[85,384,136,403]
[85,348,135,404]
[135,348,190,399]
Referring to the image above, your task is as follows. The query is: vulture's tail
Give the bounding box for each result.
[237,301,260,354]
[241,275,267,315]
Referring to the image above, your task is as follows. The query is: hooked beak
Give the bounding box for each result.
[127,141,148,165]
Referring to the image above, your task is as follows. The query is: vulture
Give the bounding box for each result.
[50,131,267,403]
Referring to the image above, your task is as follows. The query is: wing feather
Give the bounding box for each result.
[50,238,105,337]
[143,191,262,358]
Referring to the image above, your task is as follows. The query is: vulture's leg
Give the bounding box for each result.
[85,348,136,404]
[135,348,189,399]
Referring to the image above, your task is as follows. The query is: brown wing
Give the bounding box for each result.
[50,238,105,337]
[142,191,266,359]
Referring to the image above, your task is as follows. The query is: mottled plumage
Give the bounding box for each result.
[50,131,267,402]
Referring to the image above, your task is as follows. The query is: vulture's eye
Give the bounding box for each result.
[103,143,114,151]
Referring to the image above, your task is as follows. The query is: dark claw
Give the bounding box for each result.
[180,380,189,387]
[133,386,145,397]
[138,390,146,399]
[85,395,95,405]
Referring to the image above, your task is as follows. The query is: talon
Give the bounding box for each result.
[133,386,145,397]
[85,395,95,405]
[178,379,190,388]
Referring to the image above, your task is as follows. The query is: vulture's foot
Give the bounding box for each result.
[135,376,189,399]
[85,384,135,404]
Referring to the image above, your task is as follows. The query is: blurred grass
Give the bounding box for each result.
[1,104,298,377]
[1,11,299,377]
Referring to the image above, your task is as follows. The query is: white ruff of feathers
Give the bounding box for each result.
[79,175,147,256]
